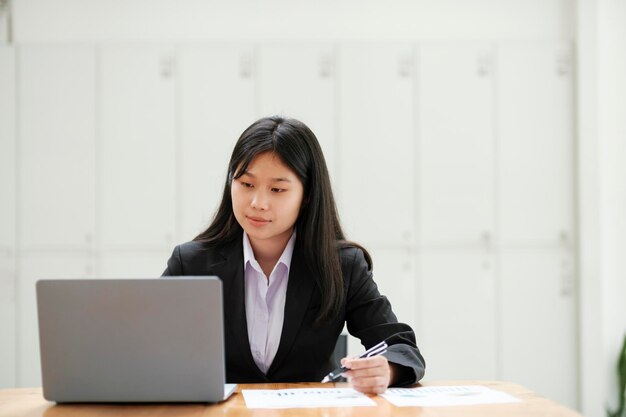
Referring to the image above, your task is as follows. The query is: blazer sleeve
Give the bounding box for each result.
[344,247,426,386]
[161,245,183,276]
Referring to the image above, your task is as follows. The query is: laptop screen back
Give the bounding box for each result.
[37,277,226,403]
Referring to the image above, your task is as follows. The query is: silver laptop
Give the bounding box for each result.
[36,277,237,403]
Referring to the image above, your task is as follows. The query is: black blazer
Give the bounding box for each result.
[162,238,425,385]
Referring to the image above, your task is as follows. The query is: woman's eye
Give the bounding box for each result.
[271,188,286,193]
[240,181,253,188]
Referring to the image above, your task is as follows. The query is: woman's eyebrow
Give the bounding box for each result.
[241,172,291,183]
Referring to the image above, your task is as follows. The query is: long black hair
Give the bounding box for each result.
[194,115,371,324]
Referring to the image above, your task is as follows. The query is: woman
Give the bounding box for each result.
[162,116,425,394]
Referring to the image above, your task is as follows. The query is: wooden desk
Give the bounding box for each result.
[0,381,582,417]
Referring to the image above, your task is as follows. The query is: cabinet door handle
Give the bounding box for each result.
[319,53,333,78]
[481,231,492,248]
[477,52,492,78]
[560,281,573,296]
[556,49,571,77]
[398,55,412,78]
[239,54,253,79]
[160,55,175,79]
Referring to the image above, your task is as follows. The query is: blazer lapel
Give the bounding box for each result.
[267,245,316,376]
[210,239,266,379]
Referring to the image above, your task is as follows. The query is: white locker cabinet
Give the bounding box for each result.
[0,46,15,255]
[258,44,337,179]
[367,247,419,335]
[18,45,96,250]
[420,249,497,380]
[98,249,173,278]
[498,43,575,245]
[499,248,577,409]
[179,45,256,242]
[0,256,16,388]
[99,45,177,249]
[17,253,95,387]
[337,44,415,248]
[418,43,496,247]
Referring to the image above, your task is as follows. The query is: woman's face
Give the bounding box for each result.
[231,152,304,253]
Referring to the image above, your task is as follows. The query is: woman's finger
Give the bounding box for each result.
[350,375,389,394]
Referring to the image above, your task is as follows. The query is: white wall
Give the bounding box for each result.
[11,0,574,42]
[576,0,626,416]
[598,0,626,414]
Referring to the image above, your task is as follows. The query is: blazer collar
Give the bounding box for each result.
[267,242,316,377]
[209,238,317,380]
[209,238,265,380]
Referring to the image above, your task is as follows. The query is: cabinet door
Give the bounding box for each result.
[337,44,415,247]
[18,45,96,250]
[367,247,418,334]
[498,43,574,245]
[258,44,337,178]
[100,46,176,249]
[0,46,15,255]
[98,250,173,278]
[17,253,94,387]
[420,249,497,379]
[179,45,256,242]
[418,43,495,247]
[0,256,16,388]
[499,248,577,408]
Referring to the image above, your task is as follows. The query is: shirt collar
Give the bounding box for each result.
[243,230,297,275]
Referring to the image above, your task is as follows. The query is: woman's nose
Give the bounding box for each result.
[250,191,269,210]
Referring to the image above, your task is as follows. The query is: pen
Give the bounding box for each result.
[321,341,388,383]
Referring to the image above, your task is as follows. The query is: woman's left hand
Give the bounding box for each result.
[341,355,395,394]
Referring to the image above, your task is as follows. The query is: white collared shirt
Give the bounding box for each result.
[242,231,296,374]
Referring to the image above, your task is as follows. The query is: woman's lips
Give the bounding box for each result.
[247,216,271,227]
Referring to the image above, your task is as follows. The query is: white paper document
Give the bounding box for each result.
[381,385,521,407]
[242,388,377,409]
